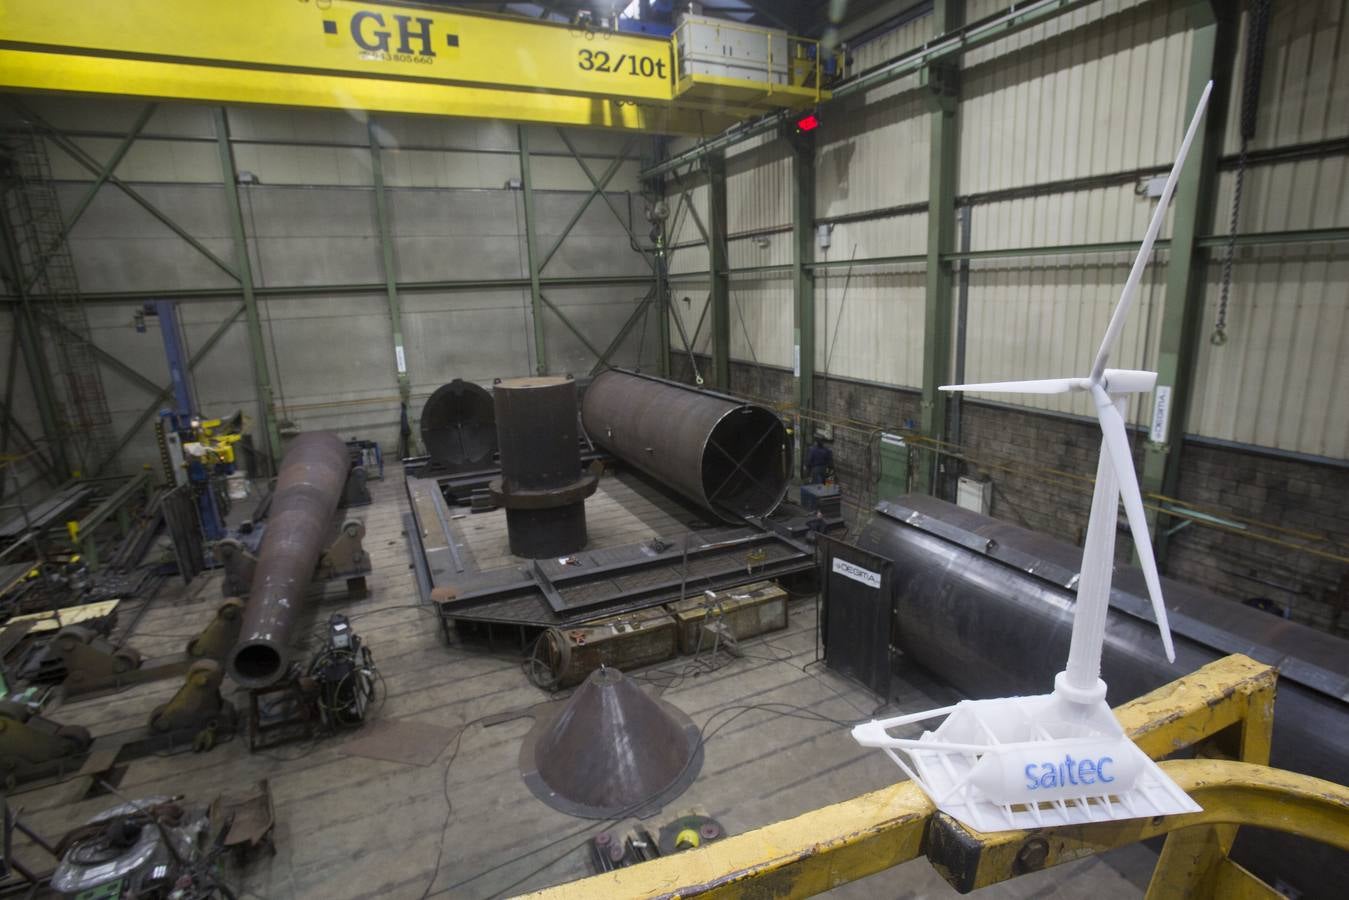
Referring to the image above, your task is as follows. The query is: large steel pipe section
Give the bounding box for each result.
[420,379,496,471]
[490,376,598,558]
[581,369,791,522]
[228,431,349,688]
[854,494,1349,896]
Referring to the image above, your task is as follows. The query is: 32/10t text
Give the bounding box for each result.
[577,49,668,79]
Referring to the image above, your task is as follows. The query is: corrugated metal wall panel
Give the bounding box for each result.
[816,266,927,389]
[726,139,793,233]
[1185,0,1349,458]
[1212,157,1349,234]
[960,0,1191,196]
[728,277,795,369]
[969,184,1173,250]
[954,0,1189,422]
[817,87,930,216]
[1189,248,1348,458]
[849,12,932,72]
[961,254,1168,422]
[1220,0,1348,154]
[669,285,713,358]
[847,13,933,103]
[964,0,1151,68]
[728,231,793,368]
[667,181,710,276]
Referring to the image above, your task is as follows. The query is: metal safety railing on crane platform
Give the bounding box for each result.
[523,654,1349,899]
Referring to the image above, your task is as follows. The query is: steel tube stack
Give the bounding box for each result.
[581,369,791,522]
[227,431,350,688]
[490,375,597,558]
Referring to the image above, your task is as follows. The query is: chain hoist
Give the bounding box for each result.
[1214,0,1273,346]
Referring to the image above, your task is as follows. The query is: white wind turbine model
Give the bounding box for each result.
[852,82,1214,832]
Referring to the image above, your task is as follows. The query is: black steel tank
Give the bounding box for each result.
[419,379,496,471]
[581,368,790,522]
[853,493,1348,898]
[227,431,350,689]
[490,375,597,558]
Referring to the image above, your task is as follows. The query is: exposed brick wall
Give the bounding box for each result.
[810,374,921,507]
[1167,445,1348,636]
[670,353,1348,637]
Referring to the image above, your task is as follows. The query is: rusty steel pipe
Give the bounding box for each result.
[581,369,791,522]
[227,431,349,688]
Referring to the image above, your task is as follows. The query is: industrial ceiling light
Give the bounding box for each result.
[851,81,1216,833]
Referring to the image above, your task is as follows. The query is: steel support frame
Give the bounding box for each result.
[517,127,548,374]
[213,108,281,473]
[705,153,731,390]
[917,0,964,496]
[790,129,817,467]
[530,654,1349,899]
[1141,0,1236,565]
[367,118,412,438]
[0,205,68,480]
[13,101,242,283]
[662,169,713,379]
[21,103,157,296]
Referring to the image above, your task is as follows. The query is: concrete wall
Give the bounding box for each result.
[0,97,658,481]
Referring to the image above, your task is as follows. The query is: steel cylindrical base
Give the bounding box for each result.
[506,504,588,558]
[493,375,596,559]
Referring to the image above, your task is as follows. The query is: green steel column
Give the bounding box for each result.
[706,153,730,389]
[917,0,964,496]
[518,126,547,375]
[790,129,817,465]
[213,107,281,472]
[367,118,414,445]
[1142,0,1236,563]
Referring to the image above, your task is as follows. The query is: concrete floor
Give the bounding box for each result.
[8,467,1156,899]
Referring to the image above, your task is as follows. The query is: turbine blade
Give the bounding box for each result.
[939,378,1083,395]
[1092,385,1176,662]
[1092,81,1214,380]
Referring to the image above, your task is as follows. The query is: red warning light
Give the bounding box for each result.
[795,113,820,132]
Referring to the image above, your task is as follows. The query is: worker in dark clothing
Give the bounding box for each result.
[805,438,833,484]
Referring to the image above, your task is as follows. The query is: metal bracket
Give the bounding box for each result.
[921,60,961,113]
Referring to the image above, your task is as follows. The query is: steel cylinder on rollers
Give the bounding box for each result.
[489,376,598,558]
[854,494,1349,897]
[227,431,349,689]
[581,369,791,522]
[420,379,496,471]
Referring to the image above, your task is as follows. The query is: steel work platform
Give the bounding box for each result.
[405,465,824,632]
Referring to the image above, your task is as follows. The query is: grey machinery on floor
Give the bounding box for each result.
[490,375,598,558]
[581,368,791,522]
[840,493,1348,899]
[227,431,351,689]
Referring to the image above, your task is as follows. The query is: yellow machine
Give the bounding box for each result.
[0,0,831,134]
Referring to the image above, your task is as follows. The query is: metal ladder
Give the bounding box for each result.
[1,123,114,475]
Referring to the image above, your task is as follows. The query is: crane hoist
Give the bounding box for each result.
[0,0,832,135]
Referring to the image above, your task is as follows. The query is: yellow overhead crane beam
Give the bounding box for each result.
[0,0,827,135]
